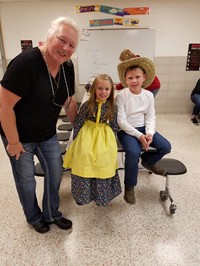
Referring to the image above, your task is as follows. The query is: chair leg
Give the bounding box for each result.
[159,175,177,214]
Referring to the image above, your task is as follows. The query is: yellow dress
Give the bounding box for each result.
[63,120,118,178]
[63,100,121,206]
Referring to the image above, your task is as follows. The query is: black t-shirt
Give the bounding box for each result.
[0,47,75,142]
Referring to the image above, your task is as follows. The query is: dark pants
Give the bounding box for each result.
[117,127,171,187]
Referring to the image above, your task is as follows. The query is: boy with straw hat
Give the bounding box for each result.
[115,49,161,97]
[116,49,171,204]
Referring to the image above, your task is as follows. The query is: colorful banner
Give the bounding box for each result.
[124,7,150,15]
[100,5,124,16]
[114,18,123,26]
[114,18,139,26]
[75,5,100,13]
[89,19,114,27]
[186,43,200,71]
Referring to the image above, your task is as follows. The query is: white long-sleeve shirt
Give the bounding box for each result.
[116,88,156,139]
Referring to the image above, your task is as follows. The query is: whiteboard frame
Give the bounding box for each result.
[77,27,155,84]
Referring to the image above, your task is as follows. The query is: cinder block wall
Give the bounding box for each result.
[154,56,199,114]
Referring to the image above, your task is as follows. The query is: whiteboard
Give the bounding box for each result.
[77,28,155,84]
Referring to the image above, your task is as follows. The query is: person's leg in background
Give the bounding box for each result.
[191,94,200,125]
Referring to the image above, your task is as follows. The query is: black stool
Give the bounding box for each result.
[35,163,70,176]
[60,143,67,154]
[156,158,187,214]
[57,132,71,141]
[57,123,73,131]
[62,116,70,123]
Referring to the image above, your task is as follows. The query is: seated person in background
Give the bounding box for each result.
[115,49,161,97]
[191,78,200,125]
[116,49,171,205]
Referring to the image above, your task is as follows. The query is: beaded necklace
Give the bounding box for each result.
[42,51,70,109]
[53,67,61,90]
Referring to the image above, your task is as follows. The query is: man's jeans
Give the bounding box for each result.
[117,127,171,188]
[1,135,63,224]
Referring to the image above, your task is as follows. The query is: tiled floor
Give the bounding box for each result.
[1,114,200,266]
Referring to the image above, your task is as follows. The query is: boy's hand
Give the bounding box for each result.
[146,134,153,146]
[139,134,149,151]
[139,134,153,151]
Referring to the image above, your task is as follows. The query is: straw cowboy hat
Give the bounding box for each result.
[117,49,155,88]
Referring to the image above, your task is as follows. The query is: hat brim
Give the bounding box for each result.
[117,57,155,88]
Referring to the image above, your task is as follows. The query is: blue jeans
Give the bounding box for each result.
[1,135,63,224]
[117,127,171,187]
[191,94,200,115]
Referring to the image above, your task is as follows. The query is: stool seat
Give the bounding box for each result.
[57,132,71,141]
[35,144,67,176]
[156,158,187,214]
[57,123,73,131]
[35,163,70,176]
[60,143,67,154]
[156,158,187,175]
[62,116,70,123]
[117,138,157,153]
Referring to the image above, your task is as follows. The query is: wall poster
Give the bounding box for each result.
[186,43,200,71]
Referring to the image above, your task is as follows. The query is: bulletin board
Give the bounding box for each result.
[77,28,155,84]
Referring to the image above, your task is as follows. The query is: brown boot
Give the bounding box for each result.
[141,161,166,176]
[124,186,136,204]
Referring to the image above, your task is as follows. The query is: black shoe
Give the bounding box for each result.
[191,117,199,125]
[50,217,72,230]
[32,219,50,234]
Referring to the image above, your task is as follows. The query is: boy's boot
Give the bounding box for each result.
[124,186,136,204]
